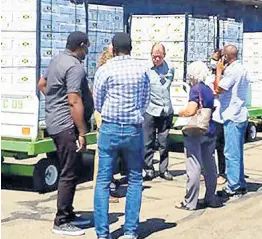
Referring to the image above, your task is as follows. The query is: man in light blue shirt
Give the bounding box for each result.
[215,45,249,197]
[144,43,174,181]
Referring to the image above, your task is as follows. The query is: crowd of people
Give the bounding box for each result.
[38,31,250,239]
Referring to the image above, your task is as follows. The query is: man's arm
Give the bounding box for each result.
[68,93,87,136]
[214,59,225,94]
[66,65,87,136]
[214,59,235,94]
[179,101,198,117]
[38,68,49,95]
[141,71,151,114]
[38,76,47,95]
[93,67,107,113]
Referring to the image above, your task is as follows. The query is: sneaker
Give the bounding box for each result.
[70,214,91,226]
[143,169,155,181]
[217,187,248,198]
[240,187,248,195]
[110,181,117,192]
[98,235,112,239]
[52,223,85,236]
[119,235,138,239]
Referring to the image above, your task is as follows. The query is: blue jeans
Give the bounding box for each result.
[224,120,248,192]
[94,122,144,238]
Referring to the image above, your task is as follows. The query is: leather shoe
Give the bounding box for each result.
[143,170,155,181]
[160,171,173,181]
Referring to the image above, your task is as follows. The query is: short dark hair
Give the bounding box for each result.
[66,31,89,51]
[112,32,132,54]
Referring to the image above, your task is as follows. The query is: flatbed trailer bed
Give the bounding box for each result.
[1,108,262,192]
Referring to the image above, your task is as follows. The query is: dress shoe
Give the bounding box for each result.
[143,170,155,181]
[160,171,173,181]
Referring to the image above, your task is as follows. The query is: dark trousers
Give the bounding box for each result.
[144,113,172,174]
[51,128,78,226]
[215,122,226,176]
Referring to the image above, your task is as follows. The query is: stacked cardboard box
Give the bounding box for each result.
[38,0,87,121]
[1,0,42,139]
[130,15,186,81]
[243,32,262,107]
[130,15,218,81]
[218,19,244,60]
[130,15,245,113]
[87,4,124,79]
[0,1,124,139]
[187,16,216,63]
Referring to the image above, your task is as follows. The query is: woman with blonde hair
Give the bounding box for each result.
[98,44,113,67]
[176,61,223,210]
[93,44,120,203]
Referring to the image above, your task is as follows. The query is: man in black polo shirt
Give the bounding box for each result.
[38,31,93,236]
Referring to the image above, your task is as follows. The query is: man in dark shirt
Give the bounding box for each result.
[38,31,92,236]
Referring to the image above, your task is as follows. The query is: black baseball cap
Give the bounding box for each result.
[66,31,89,50]
[112,32,132,53]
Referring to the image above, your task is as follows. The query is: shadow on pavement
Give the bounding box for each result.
[74,211,124,229]
[1,173,92,193]
[1,175,34,192]
[112,185,152,199]
[246,182,262,192]
[169,142,184,153]
[111,218,177,239]
[165,169,186,177]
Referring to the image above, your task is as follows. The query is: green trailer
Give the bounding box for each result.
[1,108,262,192]
[1,2,126,192]
[169,107,262,144]
[1,131,97,192]
[1,81,261,193]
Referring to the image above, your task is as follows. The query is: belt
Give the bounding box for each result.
[102,120,142,128]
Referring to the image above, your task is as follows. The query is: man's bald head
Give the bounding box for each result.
[151,43,166,67]
[151,43,166,55]
[223,44,238,62]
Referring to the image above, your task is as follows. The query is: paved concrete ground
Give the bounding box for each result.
[2,133,262,239]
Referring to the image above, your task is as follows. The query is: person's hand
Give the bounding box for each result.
[179,110,184,117]
[94,110,102,129]
[77,135,86,152]
[216,58,226,73]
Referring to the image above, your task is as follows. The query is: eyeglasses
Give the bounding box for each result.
[152,54,164,59]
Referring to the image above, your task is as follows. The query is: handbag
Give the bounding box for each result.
[182,88,212,136]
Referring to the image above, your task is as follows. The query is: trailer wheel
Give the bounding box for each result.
[33,158,60,193]
[246,122,257,142]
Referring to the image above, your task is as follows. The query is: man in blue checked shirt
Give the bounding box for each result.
[93,32,150,239]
